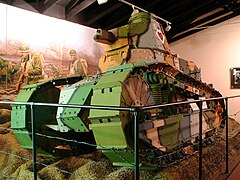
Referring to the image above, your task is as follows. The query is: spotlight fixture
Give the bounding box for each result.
[131,5,139,16]
[165,23,171,32]
[118,0,172,28]
[97,0,108,5]
[96,0,172,28]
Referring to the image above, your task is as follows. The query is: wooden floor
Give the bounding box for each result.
[227,161,240,180]
[215,152,240,180]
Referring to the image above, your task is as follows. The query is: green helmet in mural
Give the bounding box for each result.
[69,49,77,55]
[19,44,30,53]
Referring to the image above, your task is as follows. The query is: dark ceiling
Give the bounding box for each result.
[1,0,240,43]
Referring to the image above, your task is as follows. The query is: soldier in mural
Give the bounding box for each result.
[69,49,88,76]
[16,44,44,91]
[0,56,19,84]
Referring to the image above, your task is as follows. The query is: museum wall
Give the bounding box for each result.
[170,15,240,123]
[0,3,103,77]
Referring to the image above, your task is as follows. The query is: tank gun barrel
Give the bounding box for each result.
[94,29,117,45]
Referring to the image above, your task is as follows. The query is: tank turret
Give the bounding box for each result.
[95,12,201,81]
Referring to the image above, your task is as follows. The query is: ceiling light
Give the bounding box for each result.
[131,5,139,16]
[97,0,108,5]
[165,23,171,32]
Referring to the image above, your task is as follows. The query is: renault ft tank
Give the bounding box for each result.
[11,12,224,169]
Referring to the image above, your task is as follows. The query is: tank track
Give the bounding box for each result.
[139,130,224,168]
[38,61,224,166]
[108,129,224,168]
[121,61,225,167]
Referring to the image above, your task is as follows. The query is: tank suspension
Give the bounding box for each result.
[144,72,165,105]
[144,72,164,84]
[150,83,162,105]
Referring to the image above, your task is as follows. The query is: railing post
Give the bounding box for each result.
[30,103,37,180]
[5,65,8,88]
[199,100,203,180]
[133,107,139,180]
[225,97,229,174]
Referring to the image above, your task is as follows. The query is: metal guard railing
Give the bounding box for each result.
[0,94,240,180]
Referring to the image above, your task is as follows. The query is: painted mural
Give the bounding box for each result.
[0,3,104,82]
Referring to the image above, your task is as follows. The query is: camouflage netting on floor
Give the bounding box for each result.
[0,105,240,179]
